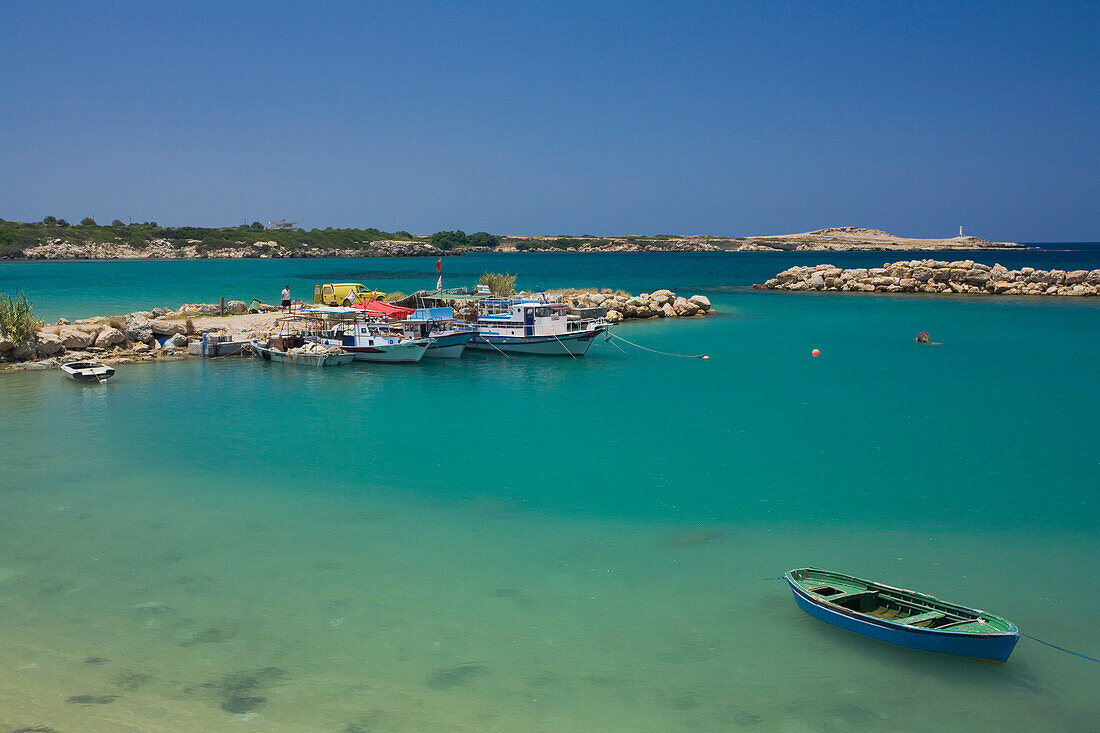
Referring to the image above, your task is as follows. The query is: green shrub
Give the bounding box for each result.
[430,230,468,250]
[0,292,41,342]
[467,231,499,247]
[479,273,517,296]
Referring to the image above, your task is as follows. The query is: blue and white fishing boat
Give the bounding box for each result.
[469,299,607,356]
[785,568,1019,662]
[300,306,431,363]
[397,307,477,358]
[319,320,432,363]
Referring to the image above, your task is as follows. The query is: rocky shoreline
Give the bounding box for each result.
[15,238,445,260]
[7,227,1026,260]
[500,228,1024,253]
[755,260,1100,296]
[1,289,713,369]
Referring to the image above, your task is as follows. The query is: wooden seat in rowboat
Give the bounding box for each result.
[823,590,877,608]
[898,610,947,626]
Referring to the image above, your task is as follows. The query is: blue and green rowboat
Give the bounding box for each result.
[785,568,1019,662]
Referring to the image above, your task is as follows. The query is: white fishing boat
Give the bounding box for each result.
[60,361,115,383]
[318,321,432,363]
[469,299,607,356]
[396,307,477,358]
[248,338,354,367]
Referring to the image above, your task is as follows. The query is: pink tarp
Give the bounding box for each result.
[352,300,415,319]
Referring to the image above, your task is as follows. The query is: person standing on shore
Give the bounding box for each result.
[281,285,291,312]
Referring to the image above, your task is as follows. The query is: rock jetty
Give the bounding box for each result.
[2,289,713,369]
[756,260,1100,296]
[558,289,712,322]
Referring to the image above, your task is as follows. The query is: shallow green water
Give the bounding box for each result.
[1,255,1099,730]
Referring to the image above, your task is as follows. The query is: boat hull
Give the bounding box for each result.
[422,331,474,358]
[787,578,1019,662]
[341,341,429,363]
[60,362,115,383]
[468,328,602,356]
[251,342,354,367]
[187,341,245,357]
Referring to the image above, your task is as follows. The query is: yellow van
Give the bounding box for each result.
[313,283,386,306]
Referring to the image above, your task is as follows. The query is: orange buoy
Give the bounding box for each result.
[811,348,820,357]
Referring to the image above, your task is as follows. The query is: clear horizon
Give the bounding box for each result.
[2,1,1097,241]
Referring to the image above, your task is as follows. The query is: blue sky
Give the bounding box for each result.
[1,1,1096,240]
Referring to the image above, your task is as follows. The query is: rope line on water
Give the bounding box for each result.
[605,332,709,359]
[480,337,511,358]
[1022,633,1100,664]
[552,333,577,359]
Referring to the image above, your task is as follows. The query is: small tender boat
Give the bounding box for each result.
[60,361,115,383]
[469,299,607,356]
[785,568,1019,662]
[248,338,354,367]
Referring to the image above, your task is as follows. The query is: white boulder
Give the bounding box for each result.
[36,333,63,356]
[124,313,154,342]
[95,326,126,348]
[59,328,94,349]
[150,320,185,336]
[688,295,711,311]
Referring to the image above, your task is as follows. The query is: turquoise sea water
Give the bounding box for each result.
[1,251,1098,731]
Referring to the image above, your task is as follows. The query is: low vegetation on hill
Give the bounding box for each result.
[429,230,500,250]
[0,217,421,258]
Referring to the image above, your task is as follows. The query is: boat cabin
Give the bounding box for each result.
[477,300,576,337]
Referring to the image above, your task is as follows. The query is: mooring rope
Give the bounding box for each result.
[605,332,709,359]
[480,336,511,358]
[1022,633,1100,664]
[606,337,629,355]
[552,333,577,359]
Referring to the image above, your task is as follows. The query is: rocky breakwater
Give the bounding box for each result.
[412,289,714,323]
[755,260,1100,296]
[0,301,276,368]
[561,289,713,322]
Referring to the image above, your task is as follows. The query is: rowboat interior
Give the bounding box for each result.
[792,569,1013,634]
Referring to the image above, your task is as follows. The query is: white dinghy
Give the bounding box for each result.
[60,361,115,383]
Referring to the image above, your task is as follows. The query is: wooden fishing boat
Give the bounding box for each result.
[248,339,354,367]
[785,568,1019,662]
[60,361,115,383]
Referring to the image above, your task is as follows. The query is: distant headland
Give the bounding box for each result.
[0,219,1024,261]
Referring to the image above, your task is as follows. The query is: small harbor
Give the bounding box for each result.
[0,277,714,371]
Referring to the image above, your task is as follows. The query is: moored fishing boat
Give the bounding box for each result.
[318,320,432,363]
[248,338,354,367]
[397,307,477,358]
[469,299,607,356]
[785,568,1019,661]
[60,361,115,383]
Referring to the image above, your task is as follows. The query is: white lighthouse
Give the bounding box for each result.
[959,225,964,237]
